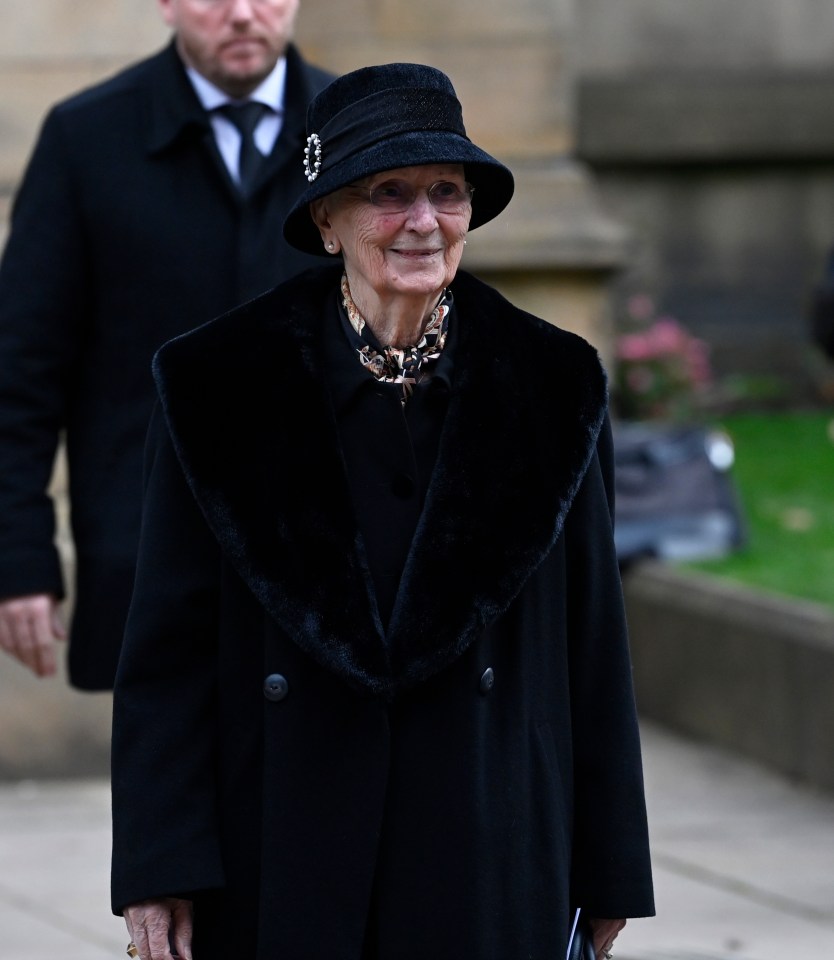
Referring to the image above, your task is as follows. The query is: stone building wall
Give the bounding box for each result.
[0,3,167,192]
[574,0,834,398]
[576,0,834,73]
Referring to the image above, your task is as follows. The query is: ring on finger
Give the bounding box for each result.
[126,943,140,959]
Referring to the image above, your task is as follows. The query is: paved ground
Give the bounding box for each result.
[1,721,833,960]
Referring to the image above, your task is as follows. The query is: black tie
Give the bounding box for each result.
[217,102,269,196]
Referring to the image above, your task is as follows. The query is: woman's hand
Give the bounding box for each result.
[588,917,626,959]
[125,897,193,960]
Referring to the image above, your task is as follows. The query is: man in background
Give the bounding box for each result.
[0,0,333,689]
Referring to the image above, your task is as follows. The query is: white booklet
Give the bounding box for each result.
[566,907,582,959]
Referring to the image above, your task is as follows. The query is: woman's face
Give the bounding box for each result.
[311,164,471,310]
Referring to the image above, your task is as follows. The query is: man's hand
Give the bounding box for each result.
[0,594,66,677]
[588,917,626,959]
[125,898,193,960]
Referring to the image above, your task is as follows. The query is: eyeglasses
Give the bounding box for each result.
[359,179,475,215]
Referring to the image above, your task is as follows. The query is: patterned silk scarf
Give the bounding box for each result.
[340,272,452,404]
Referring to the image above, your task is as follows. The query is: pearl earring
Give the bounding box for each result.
[327,241,335,252]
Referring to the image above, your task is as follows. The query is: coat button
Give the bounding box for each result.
[479,667,495,695]
[263,673,289,702]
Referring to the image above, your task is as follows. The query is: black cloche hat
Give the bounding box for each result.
[282,62,515,255]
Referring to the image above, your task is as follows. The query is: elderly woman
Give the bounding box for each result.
[111,63,654,960]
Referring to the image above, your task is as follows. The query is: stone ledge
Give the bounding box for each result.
[623,560,834,793]
[577,70,834,164]
[467,159,630,271]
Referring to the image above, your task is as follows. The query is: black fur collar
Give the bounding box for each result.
[153,266,607,698]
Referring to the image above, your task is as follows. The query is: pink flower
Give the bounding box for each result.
[614,298,714,420]
[686,339,712,386]
[617,333,654,361]
[649,318,688,354]
[627,294,655,322]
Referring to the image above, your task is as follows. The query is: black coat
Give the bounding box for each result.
[0,42,333,689]
[111,266,654,959]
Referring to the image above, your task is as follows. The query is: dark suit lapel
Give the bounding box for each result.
[143,43,332,202]
[145,41,213,155]
[142,41,242,202]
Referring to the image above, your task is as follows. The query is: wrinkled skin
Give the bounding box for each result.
[310,163,470,347]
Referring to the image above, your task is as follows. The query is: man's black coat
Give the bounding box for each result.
[111,267,654,959]
[0,42,333,688]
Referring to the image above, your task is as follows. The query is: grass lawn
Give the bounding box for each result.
[686,410,834,610]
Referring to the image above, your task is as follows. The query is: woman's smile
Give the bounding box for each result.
[390,246,442,259]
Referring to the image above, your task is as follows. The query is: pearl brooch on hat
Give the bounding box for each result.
[304,133,322,182]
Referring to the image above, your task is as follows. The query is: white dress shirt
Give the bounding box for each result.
[186,59,287,185]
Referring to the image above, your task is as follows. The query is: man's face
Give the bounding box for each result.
[158,0,300,98]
